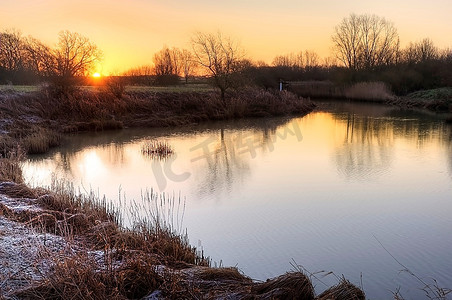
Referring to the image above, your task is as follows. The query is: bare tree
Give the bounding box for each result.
[403,42,419,64]
[304,50,320,69]
[122,64,153,85]
[53,30,102,88]
[23,36,55,77]
[332,14,399,70]
[272,52,303,68]
[0,29,25,72]
[170,48,183,77]
[332,14,361,70]
[153,47,175,76]
[180,49,196,83]
[123,65,153,77]
[415,38,438,62]
[0,29,58,83]
[272,55,291,67]
[153,46,185,85]
[323,56,338,68]
[402,38,439,64]
[191,31,244,100]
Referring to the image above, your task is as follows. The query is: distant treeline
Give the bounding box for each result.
[241,50,452,96]
[1,13,452,96]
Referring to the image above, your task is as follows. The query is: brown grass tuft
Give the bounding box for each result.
[252,271,315,300]
[30,181,209,268]
[109,224,208,267]
[0,147,25,183]
[116,252,162,298]
[14,252,124,300]
[317,277,365,300]
[0,182,37,199]
[21,127,61,155]
[0,136,19,159]
[141,140,174,159]
[197,267,251,282]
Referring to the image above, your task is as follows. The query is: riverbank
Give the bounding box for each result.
[0,154,365,299]
[0,86,315,156]
[0,87,366,299]
[290,81,452,118]
[395,87,452,114]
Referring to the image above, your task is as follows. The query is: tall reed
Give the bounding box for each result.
[344,81,395,101]
[141,140,174,160]
[0,146,24,183]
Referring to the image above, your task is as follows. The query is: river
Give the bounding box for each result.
[23,101,452,299]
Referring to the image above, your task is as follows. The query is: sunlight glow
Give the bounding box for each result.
[78,150,106,181]
[92,72,101,78]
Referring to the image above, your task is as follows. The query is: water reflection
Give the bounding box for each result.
[22,102,452,300]
[190,129,251,198]
[334,114,394,180]
[324,101,452,180]
[25,117,301,195]
[189,118,301,198]
[448,129,452,178]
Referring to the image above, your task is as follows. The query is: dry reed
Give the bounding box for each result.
[252,271,315,300]
[344,81,395,101]
[141,140,174,159]
[1,178,210,299]
[290,80,396,102]
[14,252,125,300]
[21,127,61,154]
[317,277,365,300]
[0,147,25,183]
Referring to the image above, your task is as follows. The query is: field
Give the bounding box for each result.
[0,83,214,94]
[0,85,39,93]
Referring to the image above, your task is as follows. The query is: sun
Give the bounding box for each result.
[92,72,101,78]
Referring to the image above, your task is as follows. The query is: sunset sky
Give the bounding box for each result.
[1,0,451,74]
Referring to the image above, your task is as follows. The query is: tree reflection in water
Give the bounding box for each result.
[334,113,394,180]
[331,104,452,181]
[189,118,302,200]
[447,127,452,178]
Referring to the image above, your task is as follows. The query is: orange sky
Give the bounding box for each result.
[1,0,451,74]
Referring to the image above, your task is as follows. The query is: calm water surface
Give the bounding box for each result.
[24,101,452,299]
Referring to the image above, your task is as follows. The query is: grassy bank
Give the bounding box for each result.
[398,87,452,112]
[0,154,366,299]
[0,86,315,156]
[290,81,452,118]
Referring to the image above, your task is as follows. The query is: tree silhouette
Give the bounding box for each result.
[0,29,24,72]
[53,30,102,91]
[153,46,182,85]
[191,31,244,100]
[402,38,439,64]
[23,36,55,77]
[180,49,196,83]
[332,14,399,70]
